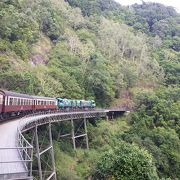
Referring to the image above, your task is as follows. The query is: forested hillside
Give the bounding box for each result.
[0,0,180,179]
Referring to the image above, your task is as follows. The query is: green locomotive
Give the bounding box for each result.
[56,98,96,109]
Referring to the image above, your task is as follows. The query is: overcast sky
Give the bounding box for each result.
[114,0,180,12]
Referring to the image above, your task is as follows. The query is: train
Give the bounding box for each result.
[0,90,96,120]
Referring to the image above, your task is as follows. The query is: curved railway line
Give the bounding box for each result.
[0,108,127,180]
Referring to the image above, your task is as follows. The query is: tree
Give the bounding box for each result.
[92,141,159,180]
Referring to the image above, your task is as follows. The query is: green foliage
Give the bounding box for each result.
[123,87,180,178]
[92,141,159,180]
[54,142,80,180]
[0,0,180,178]
[36,0,64,41]
[11,40,29,60]
[51,117,130,179]
[66,0,121,16]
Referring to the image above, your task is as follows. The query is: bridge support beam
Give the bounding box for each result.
[48,123,57,180]
[35,125,43,180]
[34,123,57,180]
[71,119,76,150]
[84,117,89,149]
[71,115,89,150]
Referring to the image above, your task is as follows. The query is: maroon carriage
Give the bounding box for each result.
[0,90,34,117]
[32,95,57,111]
[0,92,3,114]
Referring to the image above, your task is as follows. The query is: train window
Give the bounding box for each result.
[9,98,13,105]
[13,98,15,105]
[17,98,20,105]
[0,95,3,105]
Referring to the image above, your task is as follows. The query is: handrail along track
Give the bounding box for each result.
[0,108,127,179]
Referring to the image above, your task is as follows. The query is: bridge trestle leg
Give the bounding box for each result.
[48,122,57,180]
[71,115,89,150]
[71,118,76,150]
[84,117,89,149]
[34,123,57,180]
[35,125,43,180]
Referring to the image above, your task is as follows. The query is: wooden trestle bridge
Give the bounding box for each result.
[0,108,127,180]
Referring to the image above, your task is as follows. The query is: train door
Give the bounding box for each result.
[33,99,36,111]
[0,93,3,113]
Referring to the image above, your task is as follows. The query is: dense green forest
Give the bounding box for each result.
[0,0,180,179]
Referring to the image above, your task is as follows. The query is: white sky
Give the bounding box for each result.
[114,0,180,12]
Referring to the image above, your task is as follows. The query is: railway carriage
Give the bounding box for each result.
[32,95,57,111]
[0,90,34,118]
[0,89,96,121]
